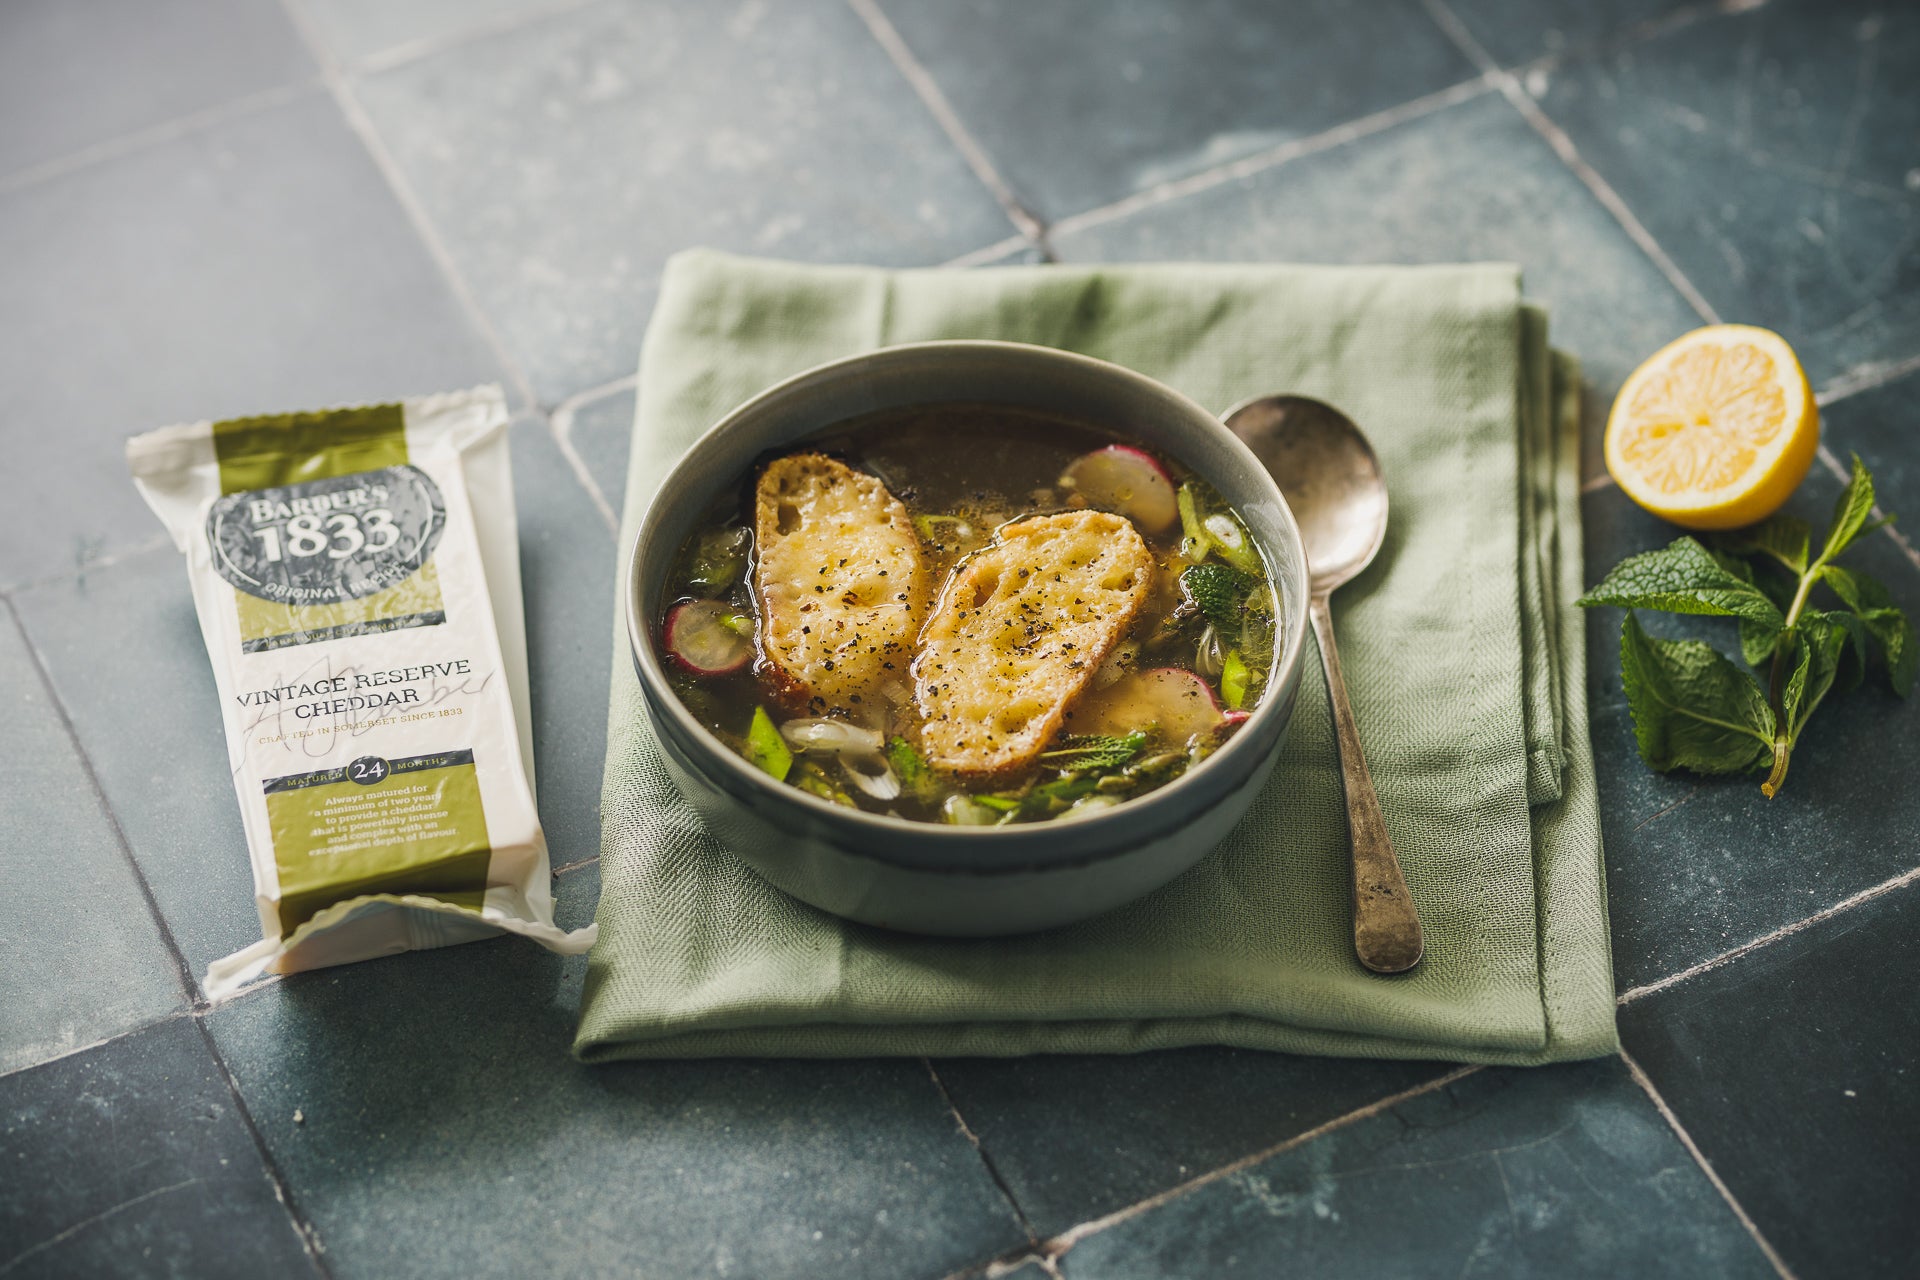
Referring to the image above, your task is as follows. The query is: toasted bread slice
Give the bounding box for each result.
[914,511,1155,777]
[754,453,927,711]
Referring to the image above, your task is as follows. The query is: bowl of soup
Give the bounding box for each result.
[625,341,1310,935]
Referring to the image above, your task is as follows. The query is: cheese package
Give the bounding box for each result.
[128,386,595,998]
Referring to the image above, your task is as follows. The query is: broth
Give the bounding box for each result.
[658,404,1280,825]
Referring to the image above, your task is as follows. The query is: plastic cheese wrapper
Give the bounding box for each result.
[128,385,595,999]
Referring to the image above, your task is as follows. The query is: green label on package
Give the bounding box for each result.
[265,749,491,936]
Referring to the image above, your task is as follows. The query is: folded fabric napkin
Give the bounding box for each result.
[574,250,1615,1065]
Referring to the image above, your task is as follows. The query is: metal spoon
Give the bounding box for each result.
[1224,395,1424,974]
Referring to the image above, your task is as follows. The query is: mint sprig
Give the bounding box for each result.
[1578,456,1912,796]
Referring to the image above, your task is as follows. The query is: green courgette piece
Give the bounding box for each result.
[745,705,793,782]
[1220,650,1250,710]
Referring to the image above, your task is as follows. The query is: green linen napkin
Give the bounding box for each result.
[574,250,1615,1065]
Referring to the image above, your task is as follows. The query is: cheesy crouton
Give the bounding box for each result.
[754,453,927,711]
[914,511,1154,777]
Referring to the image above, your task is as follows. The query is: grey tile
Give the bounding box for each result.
[1056,1059,1774,1279]
[1621,879,1920,1279]
[934,1050,1448,1237]
[296,0,563,67]
[563,388,636,521]
[204,863,1029,1280]
[508,421,616,867]
[353,0,1015,406]
[0,91,507,589]
[1052,94,1705,424]
[0,0,314,178]
[1533,0,1920,388]
[1822,367,1920,532]
[879,0,1477,221]
[1581,471,1920,991]
[1443,0,1693,69]
[0,612,183,1074]
[12,548,260,985]
[0,1016,317,1280]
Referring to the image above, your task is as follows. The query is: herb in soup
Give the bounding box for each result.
[658,405,1279,825]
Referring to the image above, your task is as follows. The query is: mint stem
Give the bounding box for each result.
[1761,563,1817,798]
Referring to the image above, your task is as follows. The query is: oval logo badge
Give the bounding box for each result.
[205,465,446,605]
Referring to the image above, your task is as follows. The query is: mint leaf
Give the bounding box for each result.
[1817,453,1878,564]
[1784,616,1852,739]
[1801,608,1870,696]
[1821,564,1917,695]
[1619,612,1776,774]
[1040,731,1148,770]
[1578,537,1785,633]
[1716,514,1811,574]
[1738,616,1780,668]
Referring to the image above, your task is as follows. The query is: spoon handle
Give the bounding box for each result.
[1309,593,1424,974]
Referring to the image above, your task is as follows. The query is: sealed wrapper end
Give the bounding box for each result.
[127,386,595,999]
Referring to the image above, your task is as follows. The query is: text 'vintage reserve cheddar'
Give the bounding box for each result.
[128,386,594,998]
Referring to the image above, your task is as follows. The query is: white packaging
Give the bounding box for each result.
[127,386,595,998]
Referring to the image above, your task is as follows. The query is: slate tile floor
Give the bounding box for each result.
[1,0,1914,1276]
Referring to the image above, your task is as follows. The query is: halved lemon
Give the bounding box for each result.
[1605,324,1819,530]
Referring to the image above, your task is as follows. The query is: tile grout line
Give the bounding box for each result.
[1050,73,1497,240]
[275,0,540,414]
[843,0,1047,246]
[0,79,321,196]
[351,0,604,76]
[940,233,1041,269]
[2,597,199,1013]
[1617,862,1920,1007]
[542,409,620,535]
[1038,1065,1482,1262]
[1815,350,1920,405]
[2,598,334,1275]
[1,532,174,599]
[548,375,637,533]
[1620,1049,1798,1279]
[190,1013,338,1279]
[1418,0,1724,328]
[1034,0,1727,249]
[919,1060,1044,1252]
[0,1010,194,1084]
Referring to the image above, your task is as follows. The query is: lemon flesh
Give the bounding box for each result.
[1604,324,1819,530]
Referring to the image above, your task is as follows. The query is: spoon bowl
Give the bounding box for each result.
[1223,395,1388,592]
[1224,394,1424,975]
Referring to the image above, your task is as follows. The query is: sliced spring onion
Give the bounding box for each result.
[942,795,1000,826]
[779,718,885,755]
[746,706,793,782]
[1201,512,1264,576]
[1176,483,1208,561]
[840,753,902,801]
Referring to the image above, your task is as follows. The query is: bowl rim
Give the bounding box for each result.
[623,339,1311,858]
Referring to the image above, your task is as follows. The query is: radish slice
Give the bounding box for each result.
[664,599,753,676]
[1062,446,1178,533]
[1066,667,1224,742]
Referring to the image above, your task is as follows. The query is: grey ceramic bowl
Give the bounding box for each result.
[625,341,1310,935]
